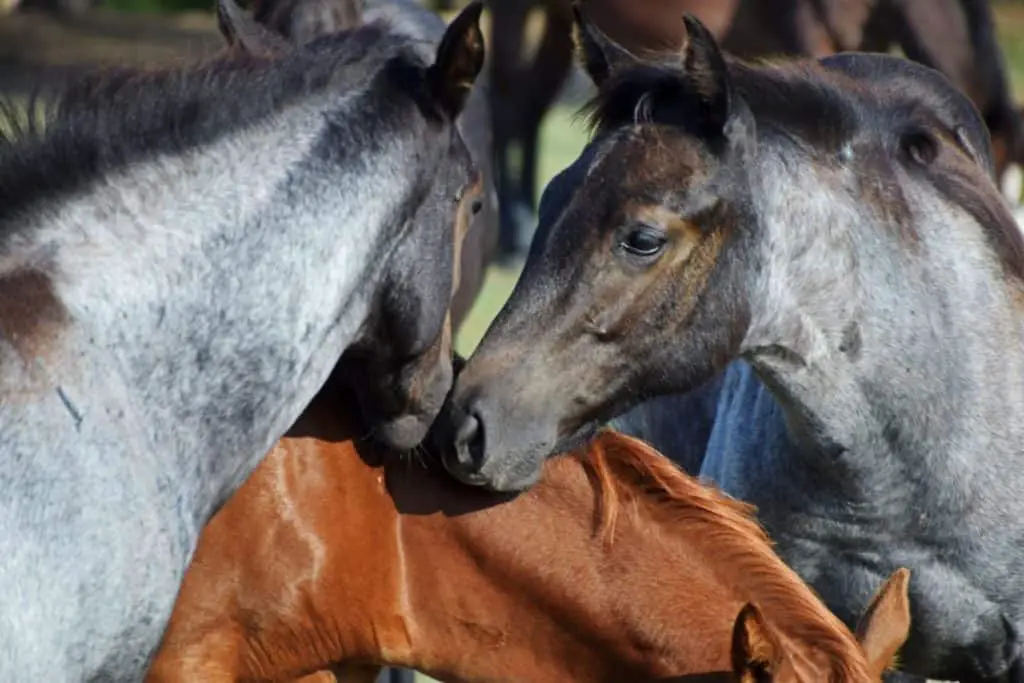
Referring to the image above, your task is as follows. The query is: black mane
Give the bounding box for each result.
[0,20,426,233]
[582,57,859,154]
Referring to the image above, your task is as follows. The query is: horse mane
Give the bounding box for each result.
[576,429,871,682]
[581,58,857,155]
[580,55,1024,283]
[0,19,422,236]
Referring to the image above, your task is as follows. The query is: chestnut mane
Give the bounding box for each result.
[575,429,871,682]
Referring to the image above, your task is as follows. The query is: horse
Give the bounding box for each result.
[441,8,1024,682]
[489,0,1024,259]
[0,0,484,677]
[147,371,911,682]
[251,0,498,329]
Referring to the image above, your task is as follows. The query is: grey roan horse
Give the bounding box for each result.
[0,0,484,678]
[438,9,1024,683]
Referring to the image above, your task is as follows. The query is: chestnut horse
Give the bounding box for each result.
[148,378,911,682]
[490,0,1024,258]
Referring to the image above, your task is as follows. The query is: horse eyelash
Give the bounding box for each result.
[633,91,654,126]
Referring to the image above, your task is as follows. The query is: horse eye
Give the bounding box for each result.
[470,198,483,215]
[620,226,668,258]
[900,130,938,166]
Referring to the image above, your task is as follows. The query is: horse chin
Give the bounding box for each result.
[456,454,545,493]
[372,413,432,453]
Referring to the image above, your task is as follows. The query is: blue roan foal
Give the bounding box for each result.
[0,1,484,679]
[439,8,1024,683]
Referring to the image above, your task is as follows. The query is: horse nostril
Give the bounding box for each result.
[454,411,486,471]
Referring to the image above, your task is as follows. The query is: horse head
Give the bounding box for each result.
[217,0,486,451]
[731,568,911,681]
[437,10,756,491]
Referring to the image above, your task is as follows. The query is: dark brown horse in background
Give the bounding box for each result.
[251,0,497,330]
[490,0,1024,259]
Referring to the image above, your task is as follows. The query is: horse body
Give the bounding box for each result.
[442,11,1024,681]
[0,4,485,676]
[149,377,905,682]
[699,107,1024,678]
[0,101,386,676]
[617,45,1024,680]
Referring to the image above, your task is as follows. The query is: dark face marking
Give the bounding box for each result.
[426,12,761,491]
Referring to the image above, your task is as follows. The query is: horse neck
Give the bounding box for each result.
[380,456,863,682]
[733,144,1024,501]
[26,96,404,521]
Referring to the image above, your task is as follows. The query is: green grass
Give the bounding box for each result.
[997,4,1024,96]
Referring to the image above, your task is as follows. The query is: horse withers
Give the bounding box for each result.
[148,374,910,682]
[0,1,484,678]
[440,8,1024,683]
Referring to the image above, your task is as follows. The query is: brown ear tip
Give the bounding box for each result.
[683,13,710,34]
[736,602,761,623]
[892,567,911,588]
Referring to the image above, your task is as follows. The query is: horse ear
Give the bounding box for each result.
[572,4,642,87]
[427,0,485,121]
[731,603,781,678]
[854,568,912,679]
[679,13,740,141]
[217,0,291,56]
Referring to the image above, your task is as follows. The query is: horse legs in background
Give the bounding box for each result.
[378,669,415,683]
[489,0,573,261]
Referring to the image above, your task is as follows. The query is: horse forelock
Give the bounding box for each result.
[580,57,860,154]
[0,22,430,241]
[577,429,870,682]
